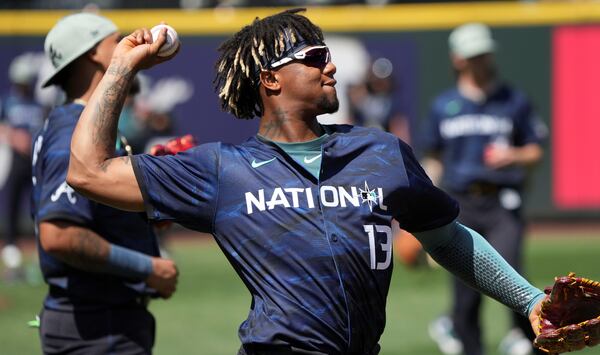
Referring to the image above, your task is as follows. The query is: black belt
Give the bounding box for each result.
[239,344,380,355]
[48,286,151,309]
[133,295,151,308]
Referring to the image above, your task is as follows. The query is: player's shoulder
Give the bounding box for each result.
[323,123,396,141]
[324,124,406,158]
[45,103,83,132]
[36,104,83,150]
[495,83,531,104]
[180,142,222,162]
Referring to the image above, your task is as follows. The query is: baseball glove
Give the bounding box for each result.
[534,272,600,354]
[150,134,197,156]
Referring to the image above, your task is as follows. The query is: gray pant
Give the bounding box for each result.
[39,306,155,355]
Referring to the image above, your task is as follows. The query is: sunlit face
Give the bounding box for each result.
[466,53,496,82]
[453,52,497,83]
[273,45,339,115]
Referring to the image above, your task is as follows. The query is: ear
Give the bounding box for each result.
[259,70,281,92]
[85,46,101,65]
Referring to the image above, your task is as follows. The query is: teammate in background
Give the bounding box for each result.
[32,13,177,354]
[67,9,552,355]
[421,23,546,355]
[0,53,46,281]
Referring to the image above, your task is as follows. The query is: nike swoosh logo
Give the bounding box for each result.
[251,157,276,168]
[303,154,322,164]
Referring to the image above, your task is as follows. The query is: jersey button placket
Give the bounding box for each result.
[331,234,338,242]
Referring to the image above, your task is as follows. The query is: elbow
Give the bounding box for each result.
[66,155,94,195]
[65,169,87,194]
[40,232,70,258]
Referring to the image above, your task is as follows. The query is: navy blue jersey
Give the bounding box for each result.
[132,124,458,353]
[421,84,546,192]
[31,103,160,311]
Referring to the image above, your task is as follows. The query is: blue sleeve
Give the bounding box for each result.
[414,221,545,317]
[131,143,220,233]
[37,143,94,226]
[394,140,459,233]
[513,96,547,146]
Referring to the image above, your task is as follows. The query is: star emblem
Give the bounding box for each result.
[359,181,379,212]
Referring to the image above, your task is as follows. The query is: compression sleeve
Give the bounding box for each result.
[414,221,545,317]
[105,244,153,281]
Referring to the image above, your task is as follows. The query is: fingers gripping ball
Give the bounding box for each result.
[534,273,600,354]
[150,24,179,57]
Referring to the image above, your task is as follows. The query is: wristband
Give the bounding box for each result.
[107,244,153,280]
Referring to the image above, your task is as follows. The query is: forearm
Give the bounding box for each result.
[40,222,152,280]
[414,221,545,317]
[70,60,135,175]
[67,59,144,211]
[49,226,112,273]
[512,143,543,167]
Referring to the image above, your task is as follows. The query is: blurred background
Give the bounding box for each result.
[0,1,599,355]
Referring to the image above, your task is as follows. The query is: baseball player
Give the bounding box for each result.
[32,13,177,354]
[66,9,582,355]
[421,23,546,355]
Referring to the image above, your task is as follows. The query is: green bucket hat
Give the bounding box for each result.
[42,12,117,88]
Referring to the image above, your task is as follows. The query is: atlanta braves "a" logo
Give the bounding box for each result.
[49,46,63,67]
[50,181,77,204]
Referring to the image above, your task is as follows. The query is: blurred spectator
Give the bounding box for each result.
[422,23,547,355]
[348,56,411,143]
[0,52,46,281]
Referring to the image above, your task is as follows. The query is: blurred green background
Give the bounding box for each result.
[2,230,599,355]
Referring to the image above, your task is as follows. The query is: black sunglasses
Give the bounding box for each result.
[269,46,331,69]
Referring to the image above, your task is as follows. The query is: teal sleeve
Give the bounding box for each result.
[414,221,545,317]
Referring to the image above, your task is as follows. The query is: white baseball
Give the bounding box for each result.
[151,24,179,57]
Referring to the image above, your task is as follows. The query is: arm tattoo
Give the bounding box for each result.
[58,229,110,273]
[118,155,131,165]
[98,155,130,173]
[92,64,135,165]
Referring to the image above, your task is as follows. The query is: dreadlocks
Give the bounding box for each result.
[213,8,325,119]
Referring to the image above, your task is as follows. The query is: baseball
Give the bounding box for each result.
[150,24,179,57]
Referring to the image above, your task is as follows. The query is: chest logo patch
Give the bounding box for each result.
[251,157,276,168]
[244,181,388,214]
[359,181,380,212]
[303,154,321,164]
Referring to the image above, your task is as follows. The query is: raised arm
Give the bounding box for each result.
[67,27,176,211]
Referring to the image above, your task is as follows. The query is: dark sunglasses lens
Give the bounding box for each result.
[303,48,329,67]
